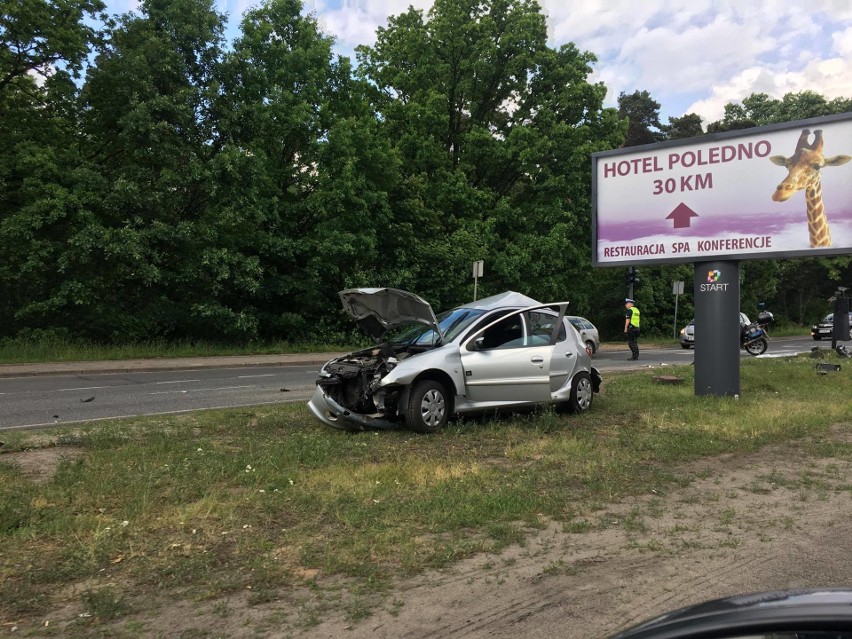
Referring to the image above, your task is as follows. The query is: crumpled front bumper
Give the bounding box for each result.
[307,386,400,432]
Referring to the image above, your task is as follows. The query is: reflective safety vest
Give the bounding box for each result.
[629,306,641,328]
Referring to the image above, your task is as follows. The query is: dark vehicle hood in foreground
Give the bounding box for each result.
[610,588,852,639]
[339,288,442,342]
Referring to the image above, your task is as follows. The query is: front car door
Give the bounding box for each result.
[459,305,569,406]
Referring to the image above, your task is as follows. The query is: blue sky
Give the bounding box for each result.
[103,0,852,124]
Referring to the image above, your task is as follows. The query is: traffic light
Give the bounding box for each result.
[625,268,639,285]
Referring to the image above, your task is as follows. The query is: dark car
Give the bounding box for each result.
[610,588,852,639]
[811,311,852,340]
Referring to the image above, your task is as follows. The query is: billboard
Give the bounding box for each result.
[592,113,852,266]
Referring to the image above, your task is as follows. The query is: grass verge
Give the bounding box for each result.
[1,354,850,635]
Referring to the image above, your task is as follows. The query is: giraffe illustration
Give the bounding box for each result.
[769,128,851,248]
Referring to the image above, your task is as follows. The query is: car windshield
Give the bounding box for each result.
[823,314,834,322]
[384,307,488,346]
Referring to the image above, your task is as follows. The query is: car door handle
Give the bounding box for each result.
[530,356,544,364]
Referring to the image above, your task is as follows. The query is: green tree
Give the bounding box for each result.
[0,0,106,339]
[357,0,624,311]
[0,0,105,91]
[617,90,663,147]
[66,0,229,339]
[213,0,397,339]
[662,112,704,140]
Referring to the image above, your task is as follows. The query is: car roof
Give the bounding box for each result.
[456,291,541,311]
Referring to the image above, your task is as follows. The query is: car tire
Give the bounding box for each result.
[565,371,593,414]
[681,344,691,349]
[585,340,596,355]
[405,379,449,433]
[813,336,822,341]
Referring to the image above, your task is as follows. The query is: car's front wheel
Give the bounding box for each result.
[566,371,593,414]
[405,379,449,433]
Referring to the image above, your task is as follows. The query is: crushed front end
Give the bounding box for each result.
[308,345,407,431]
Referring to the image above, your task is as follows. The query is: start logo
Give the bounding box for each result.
[701,270,729,292]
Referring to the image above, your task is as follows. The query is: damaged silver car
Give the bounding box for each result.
[307,288,602,433]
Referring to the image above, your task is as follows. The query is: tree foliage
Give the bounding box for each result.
[1,0,850,345]
[357,0,624,313]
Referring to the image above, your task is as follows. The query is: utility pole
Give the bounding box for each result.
[625,266,637,299]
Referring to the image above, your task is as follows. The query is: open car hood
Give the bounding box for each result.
[339,288,443,342]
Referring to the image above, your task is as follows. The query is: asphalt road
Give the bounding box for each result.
[0,336,820,431]
[0,365,317,431]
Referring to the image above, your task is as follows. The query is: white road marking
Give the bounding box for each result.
[237,374,276,378]
[155,379,202,385]
[56,386,110,392]
[149,385,254,395]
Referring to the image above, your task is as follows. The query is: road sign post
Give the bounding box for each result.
[672,280,684,338]
[472,260,484,301]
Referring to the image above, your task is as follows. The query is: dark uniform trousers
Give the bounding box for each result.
[627,326,640,359]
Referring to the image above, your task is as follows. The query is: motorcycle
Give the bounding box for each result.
[740,310,774,356]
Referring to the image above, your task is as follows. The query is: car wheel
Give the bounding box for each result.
[566,371,593,414]
[585,340,596,356]
[813,336,822,341]
[681,344,691,349]
[405,379,449,433]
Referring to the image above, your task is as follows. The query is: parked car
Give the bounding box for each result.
[308,288,602,433]
[811,311,852,340]
[679,313,750,349]
[567,315,600,355]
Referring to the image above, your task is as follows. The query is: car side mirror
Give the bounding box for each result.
[471,336,485,351]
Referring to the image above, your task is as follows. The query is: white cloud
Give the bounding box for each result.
[316,0,433,48]
[686,55,852,124]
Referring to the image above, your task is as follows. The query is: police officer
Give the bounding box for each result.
[624,298,641,360]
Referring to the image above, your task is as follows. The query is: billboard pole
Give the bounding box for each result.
[694,261,740,397]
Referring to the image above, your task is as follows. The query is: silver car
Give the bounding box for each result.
[308,288,602,433]
[567,316,600,355]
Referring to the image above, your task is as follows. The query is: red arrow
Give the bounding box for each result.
[666,203,699,229]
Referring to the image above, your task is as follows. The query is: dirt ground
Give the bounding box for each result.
[5,424,852,638]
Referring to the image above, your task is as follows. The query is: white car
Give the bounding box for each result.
[308,288,602,433]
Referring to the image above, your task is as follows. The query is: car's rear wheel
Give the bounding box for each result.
[681,343,691,349]
[405,379,449,433]
[566,371,593,414]
[585,340,596,356]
